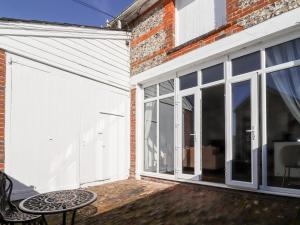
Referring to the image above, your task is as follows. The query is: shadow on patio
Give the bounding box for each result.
[45,179,300,225]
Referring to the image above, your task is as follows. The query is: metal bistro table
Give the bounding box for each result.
[19,189,97,225]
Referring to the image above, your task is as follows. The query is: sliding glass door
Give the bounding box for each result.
[226,73,259,189]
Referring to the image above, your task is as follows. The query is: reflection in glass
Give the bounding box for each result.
[266,38,300,67]
[159,80,174,95]
[180,72,198,90]
[144,85,157,99]
[182,95,195,174]
[144,101,157,172]
[266,66,300,189]
[159,97,174,174]
[202,85,225,183]
[202,63,224,84]
[232,80,252,182]
[232,51,261,76]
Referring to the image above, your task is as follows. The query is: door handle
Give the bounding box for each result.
[190,134,196,136]
[245,129,255,140]
[245,129,254,133]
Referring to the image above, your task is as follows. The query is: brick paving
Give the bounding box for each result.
[43,179,300,225]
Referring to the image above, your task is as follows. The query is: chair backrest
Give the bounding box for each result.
[280,145,300,167]
[0,171,14,212]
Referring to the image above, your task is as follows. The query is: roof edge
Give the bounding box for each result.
[109,0,159,28]
[0,17,129,32]
[0,18,131,40]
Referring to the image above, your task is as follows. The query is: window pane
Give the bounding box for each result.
[144,101,157,172]
[202,63,224,84]
[266,66,300,189]
[159,79,174,95]
[182,95,195,174]
[232,80,252,182]
[180,72,198,90]
[266,38,300,67]
[159,97,174,174]
[144,85,157,99]
[232,51,261,76]
[202,85,225,183]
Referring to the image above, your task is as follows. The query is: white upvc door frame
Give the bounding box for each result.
[226,72,259,189]
[176,87,201,180]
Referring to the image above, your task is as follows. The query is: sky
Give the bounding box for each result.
[0,0,134,27]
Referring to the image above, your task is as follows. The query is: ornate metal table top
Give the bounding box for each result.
[19,189,97,215]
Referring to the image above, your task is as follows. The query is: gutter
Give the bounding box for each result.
[109,0,159,28]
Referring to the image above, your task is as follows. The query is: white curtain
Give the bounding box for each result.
[159,98,174,173]
[266,38,300,67]
[272,67,300,124]
[144,102,157,172]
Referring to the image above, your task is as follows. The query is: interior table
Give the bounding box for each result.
[19,189,97,225]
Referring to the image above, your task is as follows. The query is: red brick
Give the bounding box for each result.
[0,49,4,170]
[130,89,136,178]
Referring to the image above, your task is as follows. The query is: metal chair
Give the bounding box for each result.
[280,145,300,187]
[0,171,43,225]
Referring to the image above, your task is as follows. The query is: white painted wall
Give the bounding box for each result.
[6,54,130,199]
[0,22,130,200]
[0,21,130,91]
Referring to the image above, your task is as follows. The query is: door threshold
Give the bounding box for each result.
[140,173,300,198]
[80,179,111,187]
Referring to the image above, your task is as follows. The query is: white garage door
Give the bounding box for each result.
[5,55,130,199]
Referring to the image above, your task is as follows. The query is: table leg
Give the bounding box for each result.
[42,215,48,225]
[71,210,77,225]
[62,212,67,225]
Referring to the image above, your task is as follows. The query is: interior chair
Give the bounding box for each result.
[0,171,42,225]
[202,145,225,170]
[280,145,300,187]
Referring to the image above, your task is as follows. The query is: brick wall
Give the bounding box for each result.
[130,0,175,76]
[0,49,5,171]
[128,0,300,177]
[168,0,300,61]
[130,0,300,75]
[130,89,136,178]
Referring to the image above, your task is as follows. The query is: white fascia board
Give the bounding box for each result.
[110,0,159,26]
[131,7,300,86]
[0,22,131,40]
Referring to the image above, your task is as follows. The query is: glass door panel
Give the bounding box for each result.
[182,95,195,175]
[178,90,200,180]
[265,66,300,192]
[232,80,252,182]
[201,85,225,183]
[227,73,259,189]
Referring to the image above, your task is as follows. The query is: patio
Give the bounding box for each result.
[43,179,300,225]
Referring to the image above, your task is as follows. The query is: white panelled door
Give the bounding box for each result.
[6,57,81,195]
[79,113,126,185]
[6,59,51,198]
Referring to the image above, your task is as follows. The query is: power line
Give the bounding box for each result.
[72,0,116,19]
[72,0,131,30]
